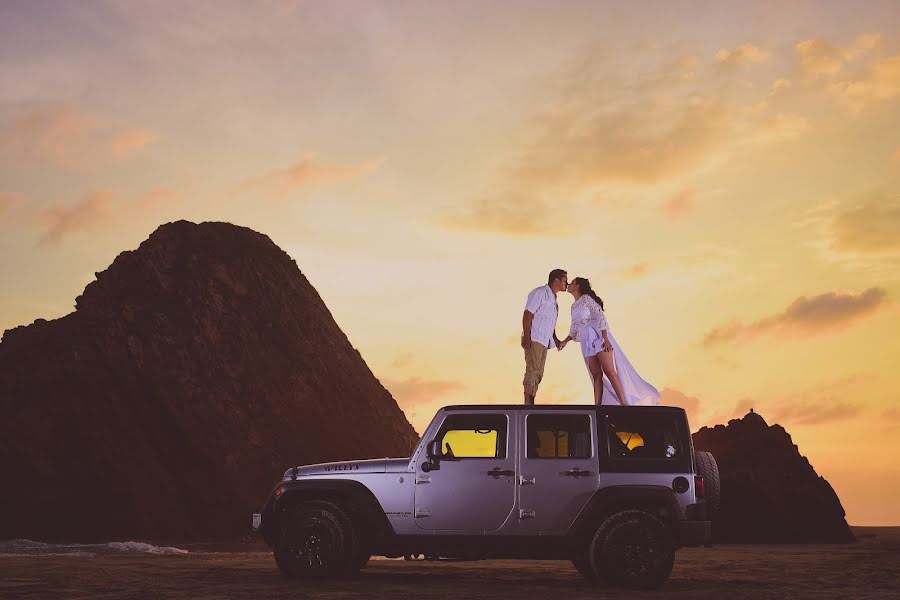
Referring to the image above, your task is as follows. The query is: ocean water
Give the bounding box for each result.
[0,539,189,558]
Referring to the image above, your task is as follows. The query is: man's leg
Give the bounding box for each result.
[523,342,538,405]
[533,342,548,403]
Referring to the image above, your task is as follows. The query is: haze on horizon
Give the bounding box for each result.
[0,1,898,526]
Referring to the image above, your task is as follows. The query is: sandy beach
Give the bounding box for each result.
[1,527,897,599]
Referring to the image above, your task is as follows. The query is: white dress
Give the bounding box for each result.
[568,295,660,406]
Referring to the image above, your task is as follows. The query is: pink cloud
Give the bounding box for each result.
[663,189,694,220]
[830,197,900,255]
[34,191,115,245]
[659,387,702,427]
[1,106,97,167]
[242,154,384,199]
[112,128,159,160]
[703,288,888,346]
[0,106,160,167]
[30,187,178,245]
[0,192,27,216]
[381,377,465,413]
[623,262,650,279]
[715,43,770,69]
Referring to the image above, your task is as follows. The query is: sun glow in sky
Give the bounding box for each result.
[1,1,898,525]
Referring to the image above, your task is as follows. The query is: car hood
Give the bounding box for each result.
[283,457,410,478]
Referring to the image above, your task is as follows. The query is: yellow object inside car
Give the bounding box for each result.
[616,431,645,450]
[535,430,569,457]
[442,429,498,458]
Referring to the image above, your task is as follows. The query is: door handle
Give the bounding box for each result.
[562,468,592,478]
[487,467,515,478]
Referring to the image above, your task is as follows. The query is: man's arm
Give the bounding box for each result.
[522,310,534,349]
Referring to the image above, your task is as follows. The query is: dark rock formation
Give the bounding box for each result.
[693,411,854,543]
[0,221,418,543]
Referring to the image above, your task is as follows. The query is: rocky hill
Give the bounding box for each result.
[0,221,418,542]
[693,411,854,543]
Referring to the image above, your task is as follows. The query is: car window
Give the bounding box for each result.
[437,414,507,459]
[527,414,592,459]
[607,413,682,460]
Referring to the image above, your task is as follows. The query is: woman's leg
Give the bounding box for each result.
[586,355,604,405]
[597,351,627,405]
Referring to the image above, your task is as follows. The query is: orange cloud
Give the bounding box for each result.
[0,192,27,216]
[29,188,178,245]
[771,400,864,426]
[382,377,465,411]
[828,54,900,112]
[663,189,694,219]
[391,352,414,369]
[0,106,97,167]
[717,376,868,427]
[715,44,770,68]
[703,287,888,346]
[792,35,896,112]
[439,192,560,237]
[796,34,880,78]
[830,197,900,255]
[112,128,159,160]
[242,154,383,199]
[34,191,115,245]
[659,387,702,428]
[0,106,159,167]
[623,262,650,279]
[132,188,178,216]
[755,112,809,141]
[796,39,845,76]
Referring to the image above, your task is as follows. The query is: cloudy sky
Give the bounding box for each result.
[1,0,898,525]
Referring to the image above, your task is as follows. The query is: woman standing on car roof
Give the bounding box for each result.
[559,277,660,406]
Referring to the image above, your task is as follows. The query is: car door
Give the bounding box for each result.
[517,410,599,532]
[414,412,516,531]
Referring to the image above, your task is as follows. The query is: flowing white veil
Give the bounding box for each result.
[584,330,660,406]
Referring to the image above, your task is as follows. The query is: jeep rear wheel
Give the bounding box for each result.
[274,501,363,579]
[590,510,674,589]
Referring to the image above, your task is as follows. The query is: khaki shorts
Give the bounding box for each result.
[523,340,549,390]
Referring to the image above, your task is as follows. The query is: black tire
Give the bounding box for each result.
[589,510,675,589]
[273,501,364,580]
[695,450,721,519]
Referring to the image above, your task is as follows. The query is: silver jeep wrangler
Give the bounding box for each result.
[251,404,718,589]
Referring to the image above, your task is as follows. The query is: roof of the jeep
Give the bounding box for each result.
[442,404,684,412]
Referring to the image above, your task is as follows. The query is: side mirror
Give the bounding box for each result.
[422,439,441,472]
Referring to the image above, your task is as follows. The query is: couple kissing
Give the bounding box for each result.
[521,269,660,407]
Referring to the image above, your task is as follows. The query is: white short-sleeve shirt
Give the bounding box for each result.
[524,285,559,348]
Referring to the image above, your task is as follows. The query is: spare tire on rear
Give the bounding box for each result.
[695,450,720,519]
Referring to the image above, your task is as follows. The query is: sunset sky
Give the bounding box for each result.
[1,1,898,525]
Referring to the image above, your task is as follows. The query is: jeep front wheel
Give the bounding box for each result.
[590,510,674,589]
[274,501,362,579]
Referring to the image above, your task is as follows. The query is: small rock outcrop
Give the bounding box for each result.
[0,221,418,542]
[693,411,854,543]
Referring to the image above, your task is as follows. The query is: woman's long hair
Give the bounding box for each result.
[574,277,604,311]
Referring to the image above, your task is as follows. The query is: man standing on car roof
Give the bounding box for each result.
[521,268,566,405]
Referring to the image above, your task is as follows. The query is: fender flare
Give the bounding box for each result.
[261,479,394,547]
[567,485,684,542]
